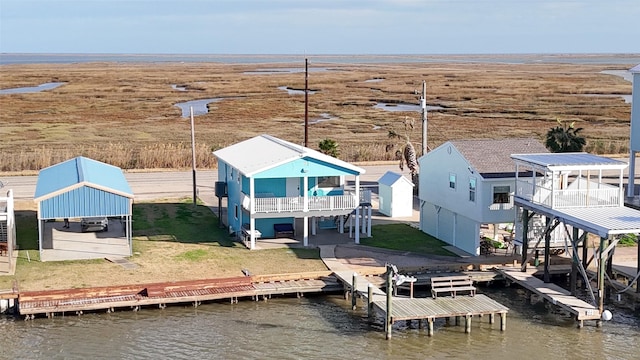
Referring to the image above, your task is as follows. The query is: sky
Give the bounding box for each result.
[1,0,639,54]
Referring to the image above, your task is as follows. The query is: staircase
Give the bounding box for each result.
[0,221,7,243]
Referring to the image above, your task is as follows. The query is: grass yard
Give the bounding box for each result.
[1,198,327,291]
[363,223,456,257]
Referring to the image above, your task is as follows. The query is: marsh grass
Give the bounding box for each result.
[0,61,634,172]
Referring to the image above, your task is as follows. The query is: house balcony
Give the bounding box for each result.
[241,190,372,218]
[516,179,621,209]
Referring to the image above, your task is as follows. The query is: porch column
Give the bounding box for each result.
[355,207,360,244]
[303,176,309,212]
[249,178,256,250]
[597,236,608,315]
[570,227,579,296]
[521,209,529,271]
[303,216,309,247]
[311,216,316,236]
[543,217,551,283]
[250,217,256,250]
[367,205,372,237]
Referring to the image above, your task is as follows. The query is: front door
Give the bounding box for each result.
[286,178,299,197]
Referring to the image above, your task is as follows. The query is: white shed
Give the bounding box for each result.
[378,171,414,217]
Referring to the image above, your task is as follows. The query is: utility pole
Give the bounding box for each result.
[420,80,427,156]
[304,58,309,147]
[189,106,197,206]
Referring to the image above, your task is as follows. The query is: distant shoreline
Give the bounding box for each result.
[1,53,639,66]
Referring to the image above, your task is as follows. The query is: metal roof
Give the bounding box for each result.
[516,198,640,238]
[35,156,133,201]
[213,134,365,177]
[450,138,548,176]
[511,153,628,171]
[631,64,640,73]
[378,171,414,187]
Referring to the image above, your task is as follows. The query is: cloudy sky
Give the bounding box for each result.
[1,0,638,54]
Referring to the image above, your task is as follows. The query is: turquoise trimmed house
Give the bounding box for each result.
[213,135,370,249]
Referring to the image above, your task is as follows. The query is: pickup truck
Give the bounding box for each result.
[81,217,109,232]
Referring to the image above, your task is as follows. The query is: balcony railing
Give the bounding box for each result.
[242,190,371,214]
[516,179,620,209]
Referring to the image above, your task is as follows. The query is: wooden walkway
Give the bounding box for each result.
[496,267,601,322]
[17,274,342,318]
[320,245,509,338]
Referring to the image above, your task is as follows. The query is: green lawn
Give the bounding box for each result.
[363,223,456,257]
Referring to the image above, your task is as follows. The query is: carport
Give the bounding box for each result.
[34,157,134,261]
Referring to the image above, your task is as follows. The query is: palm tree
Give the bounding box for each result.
[386,118,419,176]
[318,138,339,158]
[545,119,586,153]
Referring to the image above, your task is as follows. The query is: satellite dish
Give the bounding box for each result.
[602,310,613,321]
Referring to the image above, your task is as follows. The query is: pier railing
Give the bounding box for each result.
[516,180,620,209]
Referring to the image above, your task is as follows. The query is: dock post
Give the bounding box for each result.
[352,273,358,310]
[500,312,507,331]
[418,319,423,329]
[464,315,471,333]
[385,267,393,340]
[489,313,495,324]
[428,318,434,336]
[367,284,373,320]
[521,209,529,271]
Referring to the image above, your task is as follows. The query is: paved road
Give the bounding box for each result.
[2,156,637,205]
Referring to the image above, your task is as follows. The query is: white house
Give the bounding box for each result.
[418,138,548,256]
[378,171,414,218]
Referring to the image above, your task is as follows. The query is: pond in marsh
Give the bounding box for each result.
[0,82,65,95]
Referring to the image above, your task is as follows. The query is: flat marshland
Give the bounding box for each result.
[0,59,635,172]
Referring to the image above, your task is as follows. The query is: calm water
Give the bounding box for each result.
[1,53,639,65]
[1,286,638,360]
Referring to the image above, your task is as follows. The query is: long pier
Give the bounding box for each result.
[320,245,509,338]
[16,273,342,319]
[496,267,601,326]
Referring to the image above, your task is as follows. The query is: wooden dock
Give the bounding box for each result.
[17,274,343,318]
[320,245,508,338]
[496,267,601,324]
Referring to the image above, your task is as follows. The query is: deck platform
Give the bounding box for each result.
[322,245,508,337]
[496,267,601,322]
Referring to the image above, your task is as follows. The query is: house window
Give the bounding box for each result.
[449,173,457,190]
[234,205,239,220]
[317,176,340,188]
[493,185,511,204]
[469,177,476,202]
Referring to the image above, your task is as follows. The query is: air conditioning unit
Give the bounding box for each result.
[215,181,228,198]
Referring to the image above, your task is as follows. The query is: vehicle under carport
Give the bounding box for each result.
[34,156,134,261]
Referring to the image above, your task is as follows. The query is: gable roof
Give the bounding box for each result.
[631,64,640,73]
[451,138,548,178]
[213,134,365,177]
[34,156,133,201]
[378,171,414,187]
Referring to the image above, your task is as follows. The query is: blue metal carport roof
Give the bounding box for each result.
[34,156,134,219]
